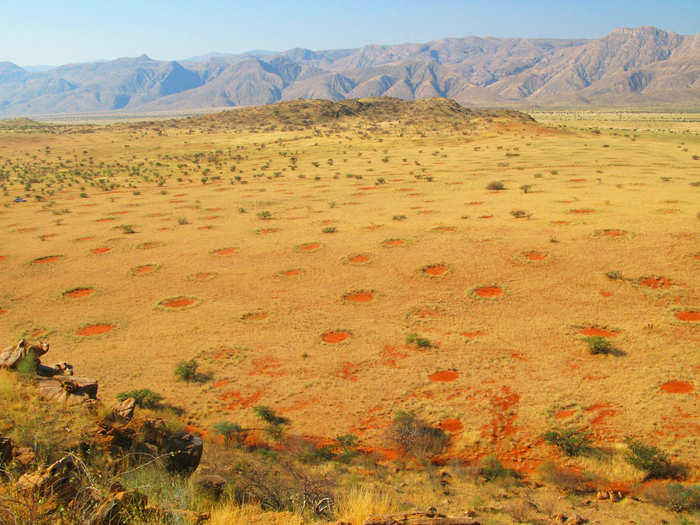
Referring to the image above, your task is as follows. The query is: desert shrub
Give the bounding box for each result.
[520,184,532,193]
[174,359,198,382]
[212,421,243,447]
[254,406,290,440]
[480,455,520,483]
[389,411,448,458]
[486,181,505,190]
[643,483,700,512]
[406,333,432,348]
[177,216,189,225]
[322,227,337,234]
[510,209,531,219]
[605,270,624,280]
[538,461,596,494]
[544,426,593,457]
[116,388,163,409]
[256,210,272,220]
[583,336,619,355]
[624,438,685,479]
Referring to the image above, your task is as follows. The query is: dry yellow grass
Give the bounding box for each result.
[0,102,698,488]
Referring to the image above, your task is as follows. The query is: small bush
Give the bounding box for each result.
[254,406,289,426]
[389,411,448,458]
[212,420,243,447]
[624,438,684,480]
[486,181,505,190]
[538,461,596,494]
[322,226,336,234]
[257,210,272,220]
[480,455,520,483]
[406,333,432,348]
[116,388,163,409]
[177,217,189,225]
[583,336,618,355]
[643,483,700,512]
[544,426,593,457]
[174,359,198,382]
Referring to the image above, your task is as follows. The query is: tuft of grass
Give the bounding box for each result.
[544,426,594,457]
[322,226,337,234]
[583,336,623,355]
[174,359,198,382]
[116,388,163,409]
[486,181,505,190]
[406,333,432,348]
[212,420,243,447]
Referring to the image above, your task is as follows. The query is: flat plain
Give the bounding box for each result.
[0,100,698,497]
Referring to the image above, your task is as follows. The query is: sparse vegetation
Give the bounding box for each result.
[116,388,163,408]
[544,426,594,457]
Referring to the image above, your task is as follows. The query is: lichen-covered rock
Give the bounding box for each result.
[17,454,83,501]
[0,339,49,370]
[112,397,136,422]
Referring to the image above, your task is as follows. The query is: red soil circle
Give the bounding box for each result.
[570,209,594,214]
[429,370,459,382]
[675,310,700,322]
[0,308,7,315]
[349,254,371,264]
[322,331,351,344]
[280,268,302,277]
[474,286,503,298]
[439,418,464,432]
[213,247,237,256]
[92,247,111,254]
[76,324,113,336]
[32,255,62,264]
[638,276,673,289]
[0,256,6,261]
[160,297,196,309]
[298,242,321,252]
[74,236,95,242]
[422,264,450,276]
[131,264,158,275]
[433,226,456,232]
[659,381,694,394]
[257,228,279,234]
[600,291,613,297]
[344,291,375,303]
[579,327,619,337]
[524,251,546,261]
[383,239,405,247]
[601,229,627,238]
[64,287,94,299]
[241,311,269,321]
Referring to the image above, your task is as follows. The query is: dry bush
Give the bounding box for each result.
[388,412,448,459]
[334,485,397,525]
[538,461,596,494]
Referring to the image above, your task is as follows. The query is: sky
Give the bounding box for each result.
[2,0,699,66]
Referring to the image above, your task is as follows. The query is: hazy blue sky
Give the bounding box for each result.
[3,0,698,66]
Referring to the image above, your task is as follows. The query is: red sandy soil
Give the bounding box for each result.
[92,247,111,254]
[161,297,196,309]
[551,220,571,225]
[461,330,485,338]
[0,309,7,315]
[433,226,456,232]
[322,331,351,343]
[674,310,700,322]
[213,379,231,389]
[0,256,6,261]
[64,288,94,299]
[579,327,619,337]
[96,218,116,222]
[555,409,577,420]
[32,255,62,264]
[74,236,95,242]
[570,209,594,214]
[344,291,374,303]
[212,247,237,255]
[422,264,450,276]
[599,229,627,237]
[280,269,301,277]
[257,228,279,234]
[468,201,484,205]
[600,291,614,297]
[439,418,464,432]
[569,178,587,182]
[382,239,405,247]
[241,312,269,321]
[76,324,113,336]
[17,227,37,232]
[429,370,459,382]
[524,251,546,261]
[474,286,503,298]
[364,225,383,230]
[478,215,493,219]
[299,243,321,252]
[348,254,371,264]
[132,264,158,275]
[638,276,673,289]
[659,381,694,394]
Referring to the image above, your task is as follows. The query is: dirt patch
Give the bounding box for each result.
[432,226,456,232]
[241,311,269,321]
[137,242,163,249]
[130,264,160,276]
[429,370,459,382]
[0,256,6,262]
[421,264,451,277]
[570,209,594,214]
[382,238,406,247]
[659,381,694,394]
[343,290,375,303]
[346,254,372,264]
[76,324,114,336]
[322,331,352,344]
[256,228,279,234]
[74,236,95,242]
[296,242,321,252]
[595,229,628,238]
[523,251,547,261]
[439,418,464,433]
[63,287,94,299]
[279,268,302,277]
[471,285,503,298]
[32,255,63,264]
[91,247,111,254]
[212,247,237,256]
[638,276,673,289]
[187,272,217,282]
[675,310,700,322]
[578,327,619,337]
[158,296,200,310]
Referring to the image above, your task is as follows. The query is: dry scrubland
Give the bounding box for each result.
[0,99,699,523]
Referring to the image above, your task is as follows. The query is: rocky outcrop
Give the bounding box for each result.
[363,509,480,524]
[17,454,84,501]
[0,339,49,369]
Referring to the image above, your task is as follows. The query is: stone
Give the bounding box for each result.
[0,436,12,465]
[165,432,203,474]
[17,454,83,501]
[0,339,49,370]
[91,489,147,525]
[36,376,98,404]
[364,511,481,524]
[112,397,136,422]
[194,473,227,500]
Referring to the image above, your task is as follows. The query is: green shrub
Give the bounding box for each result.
[583,336,618,355]
[480,455,520,483]
[174,359,198,382]
[116,388,163,409]
[544,426,593,457]
[624,438,685,479]
[486,181,505,190]
[212,420,243,447]
[389,411,448,458]
[643,483,700,512]
[406,333,432,348]
[253,406,289,426]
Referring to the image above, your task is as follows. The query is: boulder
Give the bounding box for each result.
[17,454,83,501]
[112,397,136,422]
[0,339,49,370]
[194,473,227,500]
[36,376,98,404]
[0,436,12,466]
[165,432,203,474]
[91,489,148,525]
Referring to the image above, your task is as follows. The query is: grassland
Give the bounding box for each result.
[0,99,698,523]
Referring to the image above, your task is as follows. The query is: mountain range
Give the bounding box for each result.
[2,26,700,117]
